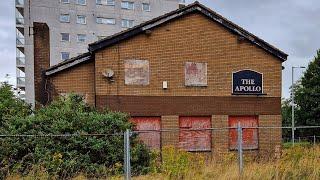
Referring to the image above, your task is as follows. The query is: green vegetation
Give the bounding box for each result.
[132,145,320,180]
[282,50,320,138]
[0,83,152,179]
[0,82,32,123]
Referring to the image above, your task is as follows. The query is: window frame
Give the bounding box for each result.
[121,19,134,28]
[76,0,86,5]
[77,34,86,43]
[60,33,70,42]
[76,15,87,24]
[121,1,134,10]
[96,17,116,25]
[130,117,161,150]
[178,116,212,152]
[61,52,70,60]
[97,36,107,40]
[61,0,70,4]
[142,3,151,12]
[228,116,259,150]
[60,14,70,23]
[96,0,115,6]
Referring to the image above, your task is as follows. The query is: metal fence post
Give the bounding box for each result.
[314,135,316,146]
[124,129,131,180]
[237,122,243,176]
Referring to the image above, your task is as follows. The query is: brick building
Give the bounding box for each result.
[35,2,288,156]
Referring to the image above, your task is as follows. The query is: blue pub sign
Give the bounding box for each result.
[232,70,263,95]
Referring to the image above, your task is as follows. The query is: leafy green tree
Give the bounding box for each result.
[0,82,32,123]
[281,98,292,139]
[0,94,152,178]
[294,50,320,136]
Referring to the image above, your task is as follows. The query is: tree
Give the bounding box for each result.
[294,50,320,136]
[281,98,292,139]
[0,93,152,178]
[0,82,32,123]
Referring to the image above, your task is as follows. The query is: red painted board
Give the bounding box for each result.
[229,116,258,150]
[179,116,211,151]
[131,117,161,150]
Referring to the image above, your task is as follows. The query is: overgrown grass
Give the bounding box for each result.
[134,145,320,180]
[283,141,312,149]
[6,145,320,179]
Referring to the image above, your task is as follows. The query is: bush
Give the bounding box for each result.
[0,82,32,123]
[161,146,205,179]
[0,94,151,179]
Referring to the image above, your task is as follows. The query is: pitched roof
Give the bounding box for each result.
[89,1,288,61]
[46,1,287,76]
[46,52,92,76]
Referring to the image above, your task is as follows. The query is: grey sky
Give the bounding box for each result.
[1,0,319,98]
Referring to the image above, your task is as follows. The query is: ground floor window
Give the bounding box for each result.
[130,117,161,150]
[179,116,211,151]
[229,116,259,150]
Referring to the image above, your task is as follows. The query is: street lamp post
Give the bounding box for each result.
[291,66,305,146]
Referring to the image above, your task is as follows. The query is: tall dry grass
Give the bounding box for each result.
[134,145,320,180]
[6,145,320,180]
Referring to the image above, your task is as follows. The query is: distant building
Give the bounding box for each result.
[15,0,182,104]
[34,2,288,155]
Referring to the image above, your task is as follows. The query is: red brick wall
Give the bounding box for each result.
[94,13,282,98]
[50,62,95,106]
[47,12,283,155]
[33,22,50,106]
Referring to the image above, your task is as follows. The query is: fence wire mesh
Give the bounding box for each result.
[1,126,320,179]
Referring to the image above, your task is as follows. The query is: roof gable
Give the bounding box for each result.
[89,1,287,61]
[47,1,288,76]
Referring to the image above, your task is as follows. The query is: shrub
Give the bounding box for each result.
[0,82,32,123]
[161,146,205,179]
[0,94,151,179]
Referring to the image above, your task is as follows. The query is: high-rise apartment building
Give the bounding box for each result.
[15,0,183,105]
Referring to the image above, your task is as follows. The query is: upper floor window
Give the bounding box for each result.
[61,33,70,42]
[60,14,70,23]
[96,17,116,25]
[142,3,150,11]
[96,0,115,6]
[76,0,86,5]
[97,36,107,40]
[77,34,86,42]
[121,1,134,10]
[121,19,134,28]
[61,52,70,60]
[77,15,86,24]
[61,0,70,4]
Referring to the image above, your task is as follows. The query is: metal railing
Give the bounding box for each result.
[16,37,25,46]
[18,93,26,99]
[17,77,25,87]
[16,0,24,6]
[16,57,25,66]
[16,17,24,25]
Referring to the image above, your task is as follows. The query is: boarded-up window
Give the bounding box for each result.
[229,116,258,150]
[124,60,149,85]
[179,116,211,151]
[130,117,160,149]
[185,62,207,86]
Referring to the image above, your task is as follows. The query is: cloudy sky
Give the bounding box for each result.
[0,0,319,98]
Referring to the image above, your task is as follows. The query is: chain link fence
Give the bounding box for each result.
[1,126,320,179]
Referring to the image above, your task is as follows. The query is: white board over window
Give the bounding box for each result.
[185,62,207,86]
[124,60,149,85]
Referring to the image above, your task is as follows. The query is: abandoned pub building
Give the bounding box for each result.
[34,2,288,156]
